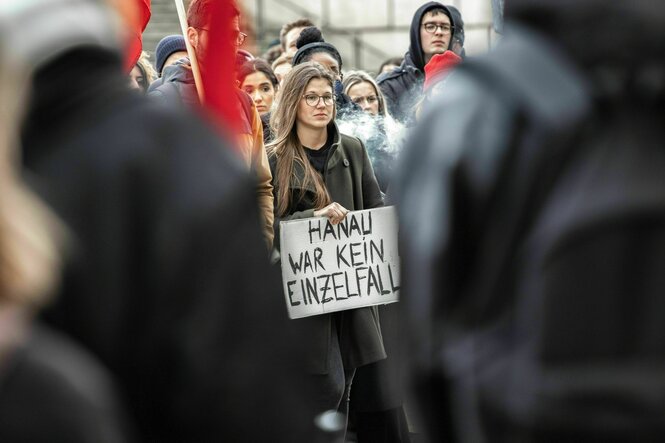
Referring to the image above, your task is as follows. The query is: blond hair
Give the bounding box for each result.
[342,70,388,117]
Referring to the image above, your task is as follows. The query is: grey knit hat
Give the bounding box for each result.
[155,35,187,75]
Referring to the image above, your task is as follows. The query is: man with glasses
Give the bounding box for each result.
[377,2,463,125]
[149,0,274,249]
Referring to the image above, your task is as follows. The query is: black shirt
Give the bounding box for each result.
[303,130,334,174]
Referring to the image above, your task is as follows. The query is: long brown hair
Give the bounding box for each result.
[267,62,336,217]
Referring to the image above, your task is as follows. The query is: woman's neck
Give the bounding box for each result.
[297,125,328,150]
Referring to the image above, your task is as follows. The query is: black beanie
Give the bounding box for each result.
[292,27,343,69]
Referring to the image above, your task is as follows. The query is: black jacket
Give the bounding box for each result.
[395,2,665,441]
[0,325,132,443]
[21,48,319,443]
[377,2,456,124]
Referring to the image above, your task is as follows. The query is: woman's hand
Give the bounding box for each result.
[314,202,349,225]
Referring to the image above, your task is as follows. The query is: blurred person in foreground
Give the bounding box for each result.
[10,0,319,441]
[148,0,274,248]
[0,20,132,441]
[377,2,464,125]
[395,0,665,441]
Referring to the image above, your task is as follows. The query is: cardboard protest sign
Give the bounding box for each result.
[279,206,400,319]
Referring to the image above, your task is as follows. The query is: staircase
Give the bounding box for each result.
[143,0,182,59]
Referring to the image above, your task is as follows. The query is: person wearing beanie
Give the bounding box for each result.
[377,2,465,125]
[291,26,362,120]
[154,34,188,76]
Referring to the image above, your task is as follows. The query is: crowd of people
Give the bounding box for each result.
[1,0,665,442]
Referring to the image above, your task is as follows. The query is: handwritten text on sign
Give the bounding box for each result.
[280,206,400,319]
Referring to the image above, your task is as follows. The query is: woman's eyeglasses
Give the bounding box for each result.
[303,94,334,107]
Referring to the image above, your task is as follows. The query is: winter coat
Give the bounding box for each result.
[0,324,133,443]
[395,4,665,441]
[148,59,275,248]
[21,48,320,443]
[269,123,386,374]
[377,2,457,124]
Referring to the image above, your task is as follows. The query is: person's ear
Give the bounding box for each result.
[187,27,199,50]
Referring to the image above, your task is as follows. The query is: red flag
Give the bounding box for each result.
[199,0,243,138]
[122,0,151,71]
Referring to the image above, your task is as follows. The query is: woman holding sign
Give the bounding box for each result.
[267,62,385,433]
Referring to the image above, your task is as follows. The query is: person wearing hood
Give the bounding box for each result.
[394,0,665,441]
[148,0,275,249]
[377,2,464,125]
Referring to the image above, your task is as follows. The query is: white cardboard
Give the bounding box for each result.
[280,206,400,319]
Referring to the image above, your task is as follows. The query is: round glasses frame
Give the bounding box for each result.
[302,94,335,107]
[421,23,454,35]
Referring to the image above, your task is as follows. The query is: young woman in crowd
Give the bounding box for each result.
[343,70,389,117]
[267,62,385,435]
[341,71,398,193]
[237,59,279,117]
[128,51,156,94]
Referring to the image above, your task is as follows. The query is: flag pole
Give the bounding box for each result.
[174,0,205,103]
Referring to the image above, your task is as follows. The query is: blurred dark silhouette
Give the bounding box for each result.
[0,23,132,442]
[395,0,665,441]
[5,0,320,441]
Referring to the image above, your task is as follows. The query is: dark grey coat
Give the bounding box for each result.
[270,123,386,374]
